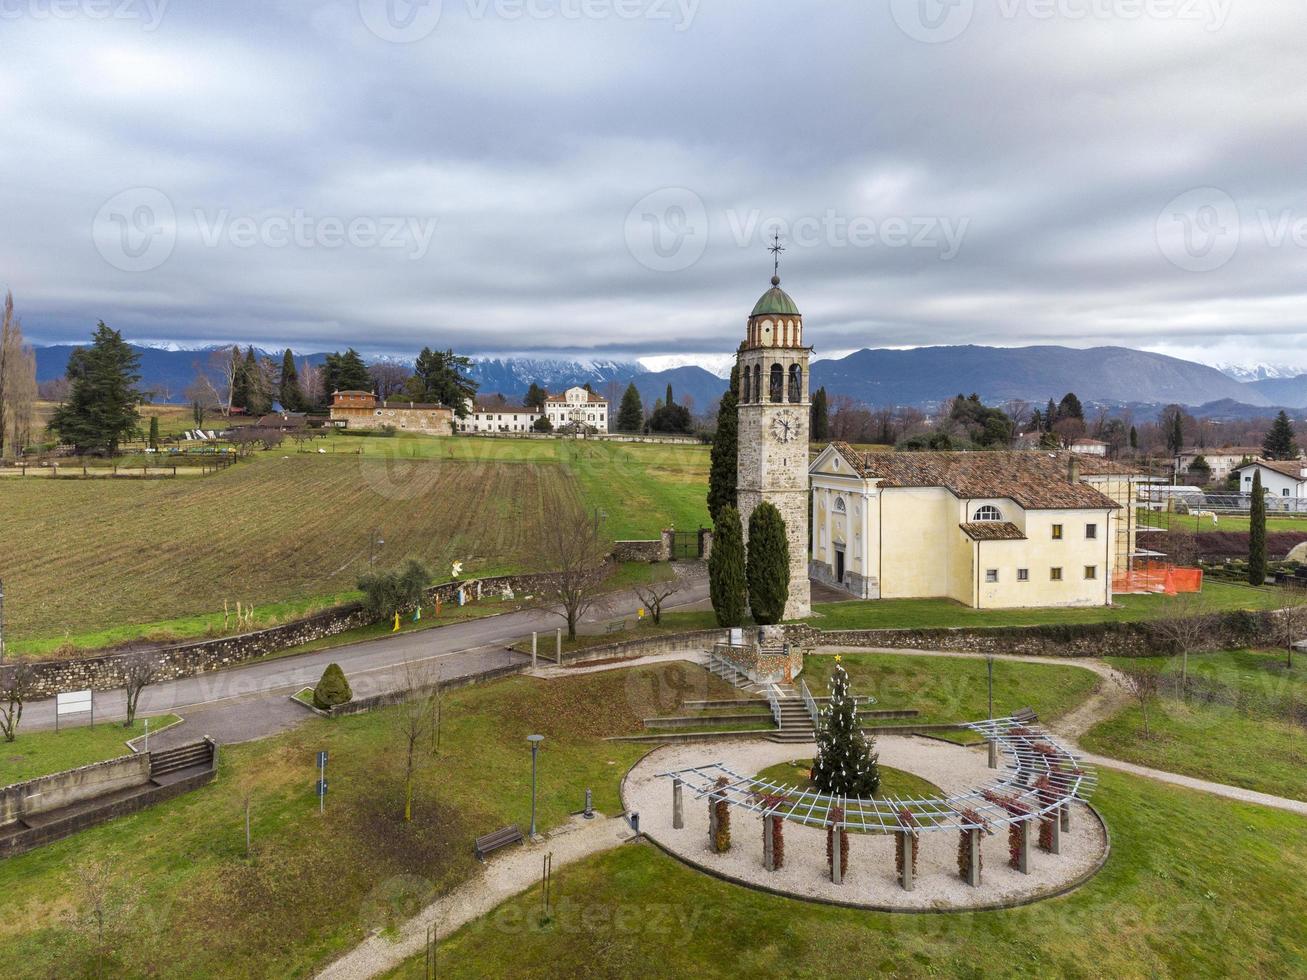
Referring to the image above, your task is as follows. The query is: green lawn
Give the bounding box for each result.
[1,716,179,786]
[1082,648,1307,802]
[0,665,718,979]
[805,652,1101,728]
[389,769,1307,978]
[807,579,1283,631]
[1138,507,1307,535]
[754,760,943,801]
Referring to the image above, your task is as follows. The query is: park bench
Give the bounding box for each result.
[604,620,626,635]
[1012,707,1038,725]
[474,825,524,862]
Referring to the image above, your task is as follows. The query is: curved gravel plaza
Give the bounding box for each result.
[623,733,1109,912]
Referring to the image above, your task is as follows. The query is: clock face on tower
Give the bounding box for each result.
[770,411,799,443]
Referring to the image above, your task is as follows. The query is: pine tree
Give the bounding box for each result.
[278,349,302,411]
[1263,410,1299,461]
[524,383,547,411]
[707,366,739,521]
[1057,392,1084,421]
[708,505,747,627]
[49,322,142,454]
[811,657,880,797]
[1249,469,1267,586]
[1044,399,1057,431]
[1129,425,1138,451]
[408,347,477,415]
[665,383,674,407]
[242,347,271,415]
[616,383,644,433]
[811,386,829,441]
[746,502,790,625]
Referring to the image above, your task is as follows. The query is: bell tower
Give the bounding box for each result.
[736,234,812,620]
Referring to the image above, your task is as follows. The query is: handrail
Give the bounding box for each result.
[767,685,782,728]
[799,678,820,728]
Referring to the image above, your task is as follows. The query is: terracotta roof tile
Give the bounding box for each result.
[825,443,1130,510]
[960,521,1027,541]
[1238,458,1307,481]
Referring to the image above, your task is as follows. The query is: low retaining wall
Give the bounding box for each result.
[560,630,728,667]
[326,662,528,717]
[1,752,150,826]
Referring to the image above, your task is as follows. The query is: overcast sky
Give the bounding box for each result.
[2,0,1305,370]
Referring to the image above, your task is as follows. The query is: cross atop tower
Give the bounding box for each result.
[768,230,785,283]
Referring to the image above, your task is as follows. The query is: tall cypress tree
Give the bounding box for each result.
[278,349,302,411]
[811,386,829,442]
[665,382,674,407]
[811,657,880,797]
[49,322,141,454]
[1249,469,1267,586]
[708,505,747,627]
[707,366,739,521]
[148,415,159,449]
[1263,410,1299,461]
[616,383,644,433]
[746,502,790,625]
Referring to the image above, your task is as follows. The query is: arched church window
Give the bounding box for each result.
[834,497,847,513]
[753,365,761,404]
[742,367,751,403]
[973,505,1003,522]
[769,364,784,403]
[788,364,802,403]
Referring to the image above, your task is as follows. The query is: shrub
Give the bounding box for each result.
[358,559,433,619]
[313,663,352,710]
[957,808,985,881]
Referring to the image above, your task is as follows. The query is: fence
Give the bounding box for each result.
[0,462,229,479]
[1112,562,1203,595]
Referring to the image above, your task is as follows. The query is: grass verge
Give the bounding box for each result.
[1,715,180,785]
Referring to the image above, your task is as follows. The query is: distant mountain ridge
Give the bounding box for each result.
[31,341,1305,413]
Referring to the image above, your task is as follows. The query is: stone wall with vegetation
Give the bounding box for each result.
[1,752,150,826]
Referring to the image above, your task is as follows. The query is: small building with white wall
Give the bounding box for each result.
[458,402,543,434]
[1234,458,1307,500]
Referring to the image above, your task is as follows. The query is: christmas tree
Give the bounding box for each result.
[811,657,881,797]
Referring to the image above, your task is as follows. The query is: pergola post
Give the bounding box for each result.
[964,829,982,887]
[555,627,562,663]
[1018,820,1033,874]
[707,790,719,847]
[672,778,684,829]
[988,738,998,769]
[830,822,842,885]
[897,832,915,892]
[1060,800,1072,833]
[1048,813,1062,855]
[531,631,538,669]
[762,814,775,871]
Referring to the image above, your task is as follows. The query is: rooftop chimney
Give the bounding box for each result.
[1068,455,1081,485]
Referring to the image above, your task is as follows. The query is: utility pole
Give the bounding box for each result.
[0,577,6,664]
[527,734,544,838]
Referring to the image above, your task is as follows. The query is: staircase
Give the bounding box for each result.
[149,741,215,785]
[705,652,766,695]
[768,695,816,743]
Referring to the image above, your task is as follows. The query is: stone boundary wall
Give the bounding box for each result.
[613,535,671,563]
[1,752,150,826]
[812,608,1284,659]
[327,662,528,717]
[19,573,557,700]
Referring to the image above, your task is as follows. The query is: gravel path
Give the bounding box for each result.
[625,737,1107,911]
[317,814,636,980]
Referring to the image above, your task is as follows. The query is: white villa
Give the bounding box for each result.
[458,402,542,434]
[545,387,608,433]
[809,443,1143,609]
[1234,458,1307,501]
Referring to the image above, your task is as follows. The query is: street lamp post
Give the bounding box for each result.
[527,734,545,838]
[0,577,6,664]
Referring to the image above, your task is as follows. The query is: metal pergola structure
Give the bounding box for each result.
[658,716,1096,834]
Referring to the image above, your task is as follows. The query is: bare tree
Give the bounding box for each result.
[0,291,38,460]
[533,493,614,640]
[369,360,412,400]
[237,773,257,858]
[1146,592,1212,692]
[122,654,158,727]
[64,859,138,978]
[0,662,33,742]
[634,573,684,626]
[1116,665,1161,737]
[395,660,441,822]
[299,358,324,409]
[1275,591,1307,669]
[208,345,240,416]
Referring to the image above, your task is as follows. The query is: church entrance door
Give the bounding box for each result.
[835,548,845,584]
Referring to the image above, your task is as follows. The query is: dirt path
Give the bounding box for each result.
[317,814,636,980]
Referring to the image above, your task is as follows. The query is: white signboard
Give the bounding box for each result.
[729,628,744,647]
[56,689,93,730]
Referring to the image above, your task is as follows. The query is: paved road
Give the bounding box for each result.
[25,575,712,748]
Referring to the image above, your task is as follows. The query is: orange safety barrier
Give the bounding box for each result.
[1112,563,1203,595]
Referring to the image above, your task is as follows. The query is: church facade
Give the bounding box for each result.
[735,273,812,620]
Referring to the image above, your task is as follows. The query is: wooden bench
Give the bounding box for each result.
[604,620,626,635]
[474,825,524,862]
[1012,707,1038,725]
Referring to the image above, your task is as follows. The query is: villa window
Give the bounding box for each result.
[1085,565,1098,580]
[973,505,1002,522]
[985,569,999,583]
[1052,524,1064,540]
[788,364,802,404]
[770,364,784,403]
[1050,567,1063,581]
[1017,568,1030,582]
[1086,523,1098,539]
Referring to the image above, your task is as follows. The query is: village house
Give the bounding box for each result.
[328,390,454,436]
[1174,446,1262,482]
[459,401,543,434]
[545,387,608,433]
[1069,438,1108,456]
[1233,458,1307,504]
[809,444,1143,609]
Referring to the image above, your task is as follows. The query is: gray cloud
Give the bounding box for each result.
[1,0,1305,371]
